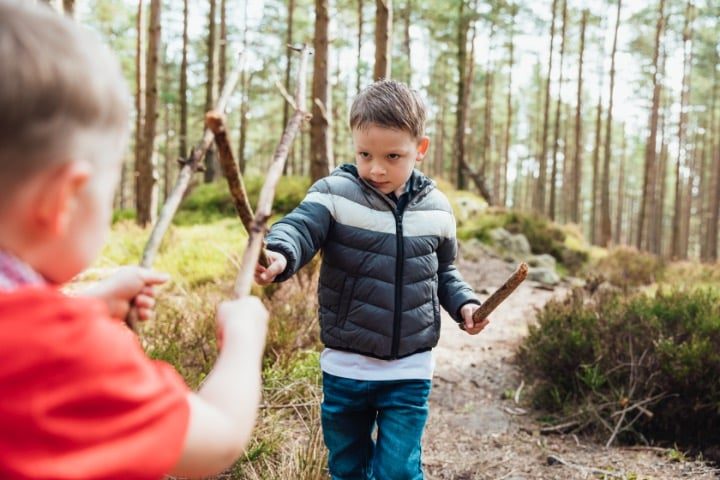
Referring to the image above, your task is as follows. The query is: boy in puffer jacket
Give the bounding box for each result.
[255,79,488,480]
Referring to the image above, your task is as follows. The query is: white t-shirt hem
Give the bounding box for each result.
[320,348,435,381]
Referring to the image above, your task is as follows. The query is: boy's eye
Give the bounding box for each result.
[387,154,400,160]
[358,152,370,158]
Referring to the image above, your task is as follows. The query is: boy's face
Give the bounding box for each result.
[353,123,430,196]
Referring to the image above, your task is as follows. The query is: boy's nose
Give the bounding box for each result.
[370,164,385,176]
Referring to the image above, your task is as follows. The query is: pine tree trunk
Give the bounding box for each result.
[549,0,567,220]
[179,0,188,160]
[310,0,333,182]
[357,0,363,94]
[570,9,587,224]
[218,0,227,92]
[402,0,412,85]
[482,19,496,191]
[533,0,558,214]
[203,0,217,183]
[654,90,670,256]
[600,0,621,247]
[671,1,694,259]
[282,0,295,174]
[374,0,392,80]
[454,0,468,190]
[503,6,516,208]
[137,0,161,227]
[706,48,720,261]
[590,92,603,245]
[134,0,145,218]
[614,132,626,245]
[237,0,249,174]
[638,0,665,250]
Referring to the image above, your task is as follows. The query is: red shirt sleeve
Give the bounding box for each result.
[0,286,190,480]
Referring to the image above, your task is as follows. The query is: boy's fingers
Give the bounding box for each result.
[134,294,155,310]
[138,269,170,285]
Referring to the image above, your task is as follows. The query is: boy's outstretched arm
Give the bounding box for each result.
[260,179,335,283]
[171,296,268,478]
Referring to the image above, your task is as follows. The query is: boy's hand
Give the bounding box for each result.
[215,296,269,355]
[254,250,287,285]
[460,303,490,335]
[84,266,169,321]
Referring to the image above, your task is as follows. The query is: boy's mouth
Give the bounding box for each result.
[368,180,389,189]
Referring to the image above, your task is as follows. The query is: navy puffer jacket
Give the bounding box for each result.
[265,164,478,360]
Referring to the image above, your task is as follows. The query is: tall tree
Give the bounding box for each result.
[137,0,161,227]
[282,0,296,174]
[454,0,469,190]
[671,1,694,259]
[600,0,621,247]
[570,9,588,224]
[533,0,558,214]
[614,131,626,245]
[637,0,666,250]
[374,0,392,80]
[134,0,145,220]
[503,4,517,207]
[204,0,217,183]
[549,0,567,220]
[402,0,412,85]
[218,0,227,92]
[482,12,496,196]
[179,0,188,160]
[357,0,364,94]
[705,44,720,261]
[310,0,333,182]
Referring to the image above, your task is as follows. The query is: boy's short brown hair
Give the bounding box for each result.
[349,80,426,139]
[0,0,130,193]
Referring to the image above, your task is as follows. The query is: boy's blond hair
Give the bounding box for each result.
[0,0,130,194]
[349,80,426,139]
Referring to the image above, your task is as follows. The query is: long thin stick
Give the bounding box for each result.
[206,111,270,267]
[471,262,529,324]
[234,45,311,297]
[140,62,243,268]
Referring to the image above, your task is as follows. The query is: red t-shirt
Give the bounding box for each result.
[0,286,190,479]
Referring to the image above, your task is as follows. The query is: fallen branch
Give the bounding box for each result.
[467,262,528,329]
[234,44,312,297]
[205,111,269,267]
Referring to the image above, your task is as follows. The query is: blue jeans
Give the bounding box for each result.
[321,372,432,480]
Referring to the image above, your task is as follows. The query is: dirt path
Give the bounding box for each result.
[422,254,719,480]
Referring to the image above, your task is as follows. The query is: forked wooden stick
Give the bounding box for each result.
[234,44,312,297]
[468,262,529,326]
[205,111,270,267]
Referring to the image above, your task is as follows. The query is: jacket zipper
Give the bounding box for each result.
[391,209,404,358]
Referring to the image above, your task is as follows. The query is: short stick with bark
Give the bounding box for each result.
[471,262,529,324]
[234,45,312,297]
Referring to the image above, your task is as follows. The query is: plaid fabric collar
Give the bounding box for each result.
[0,250,46,291]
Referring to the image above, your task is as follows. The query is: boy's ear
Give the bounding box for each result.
[416,136,430,161]
[34,161,91,236]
